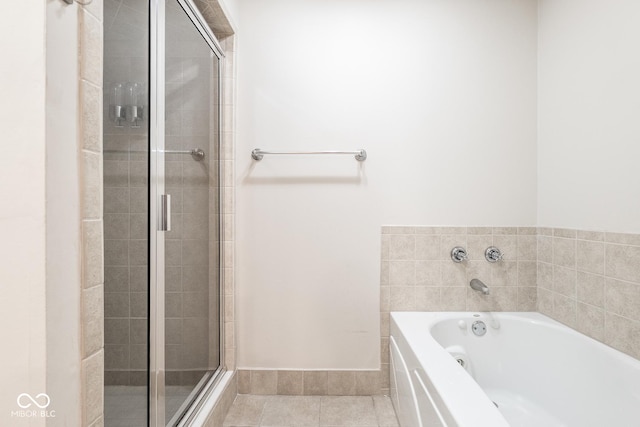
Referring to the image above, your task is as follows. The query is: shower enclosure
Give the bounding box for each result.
[103,0,224,425]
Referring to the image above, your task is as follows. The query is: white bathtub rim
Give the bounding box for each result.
[391,312,511,427]
[390,311,640,427]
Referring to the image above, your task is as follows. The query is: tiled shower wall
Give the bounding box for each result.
[379,226,539,394]
[537,228,640,360]
[103,0,150,385]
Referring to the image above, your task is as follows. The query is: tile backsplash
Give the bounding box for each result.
[537,228,640,360]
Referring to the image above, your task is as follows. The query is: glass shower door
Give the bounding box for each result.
[151,0,223,425]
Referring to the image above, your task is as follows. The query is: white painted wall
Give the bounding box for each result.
[235,0,538,369]
[0,1,47,424]
[538,0,640,234]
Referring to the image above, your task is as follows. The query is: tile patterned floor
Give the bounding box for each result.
[223,395,400,427]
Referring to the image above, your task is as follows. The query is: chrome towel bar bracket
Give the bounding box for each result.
[251,149,367,162]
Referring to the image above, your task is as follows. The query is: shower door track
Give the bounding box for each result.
[149,0,226,426]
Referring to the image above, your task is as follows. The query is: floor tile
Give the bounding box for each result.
[373,396,399,427]
[224,395,268,426]
[260,396,320,426]
[320,396,378,426]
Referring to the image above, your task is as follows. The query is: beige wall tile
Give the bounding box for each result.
[328,371,356,396]
[553,266,576,298]
[554,228,577,238]
[467,227,493,235]
[80,81,102,153]
[467,234,493,261]
[517,261,537,287]
[537,288,553,316]
[605,244,640,284]
[79,9,103,85]
[493,235,517,260]
[517,235,537,260]
[517,287,537,311]
[414,226,437,234]
[553,293,577,328]
[537,227,553,236]
[83,285,104,358]
[576,240,604,274]
[83,152,103,219]
[439,235,467,260]
[415,287,440,311]
[380,261,389,286]
[441,262,467,287]
[576,272,604,308]
[537,235,553,264]
[553,237,576,268]
[390,287,415,311]
[82,350,104,426]
[83,220,104,288]
[577,230,604,241]
[576,303,604,341]
[380,286,390,312]
[466,260,490,285]
[389,235,415,260]
[237,370,250,394]
[604,313,640,360]
[355,371,381,395]
[605,278,640,321]
[277,370,303,395]
[491,261,517,287]
[380,235,390,260]
[537,262,553,289]
[605,232,640,246]
[415,235,440,260]
[303,371,328,395]
[389,261,415,286]
[440,287,466,311]
[251,370,277,395]
[517,227,537,235]
[493,227,518,235]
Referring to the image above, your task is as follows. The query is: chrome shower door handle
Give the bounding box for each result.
[160,194,171,231]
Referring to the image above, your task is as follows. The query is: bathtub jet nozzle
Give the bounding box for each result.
[470,278,490,295]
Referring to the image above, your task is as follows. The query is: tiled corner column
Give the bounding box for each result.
[79,1,105,426]
[537,228,640,359]
[380,226,538,394]
[220,35,237,372]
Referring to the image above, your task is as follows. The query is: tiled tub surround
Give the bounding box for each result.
[537,228,640,360]
[379,226,640,394]
[380,226,538,394]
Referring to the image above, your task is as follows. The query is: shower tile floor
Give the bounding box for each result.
[105,385,193,426]
[223,395,399,427]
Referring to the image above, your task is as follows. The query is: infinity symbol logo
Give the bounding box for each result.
[17,393,50,409]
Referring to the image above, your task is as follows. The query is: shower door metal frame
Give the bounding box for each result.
[149,0,225,426]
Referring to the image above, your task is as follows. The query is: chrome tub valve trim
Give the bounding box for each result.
[485,246,504,263]
[451,247,468,263]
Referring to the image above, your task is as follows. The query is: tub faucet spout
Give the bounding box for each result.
[470,278,490,295]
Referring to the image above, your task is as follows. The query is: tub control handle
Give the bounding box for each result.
[451,247,468,263]
[485,246,504,262]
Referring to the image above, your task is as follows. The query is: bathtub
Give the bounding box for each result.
[389,312,640,427]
